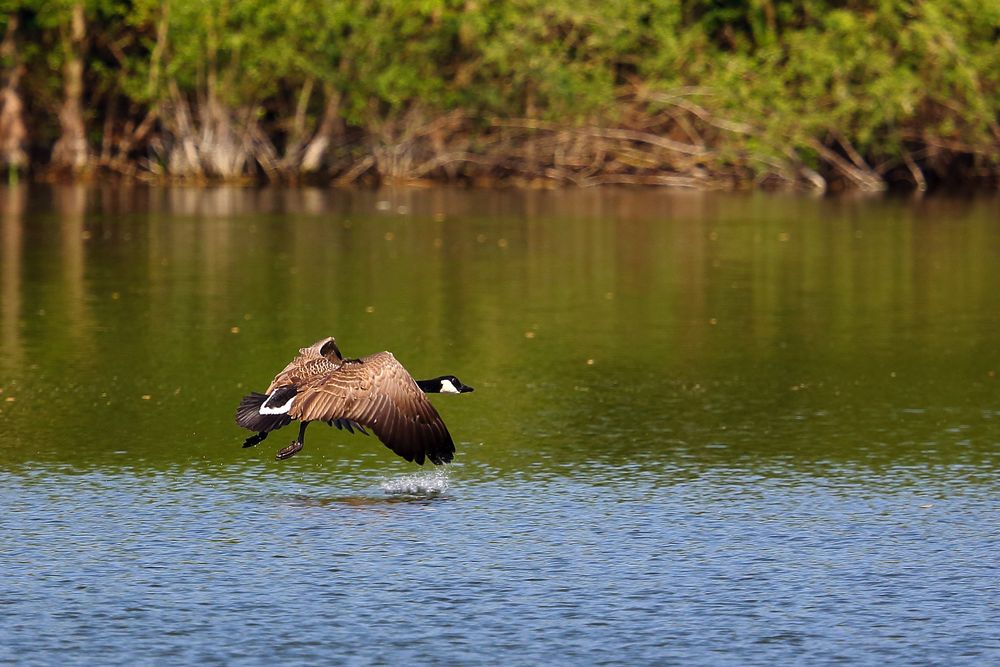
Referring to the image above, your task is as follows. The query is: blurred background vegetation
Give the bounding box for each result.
[0,0,997,190]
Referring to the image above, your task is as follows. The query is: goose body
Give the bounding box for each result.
[235,337,473,464]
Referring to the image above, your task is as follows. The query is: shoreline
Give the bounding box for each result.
[18,105,1000,194]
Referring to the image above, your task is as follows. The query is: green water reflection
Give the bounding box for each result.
[1,185,998,479]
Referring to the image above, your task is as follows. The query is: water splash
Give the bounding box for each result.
[380,467,451,495]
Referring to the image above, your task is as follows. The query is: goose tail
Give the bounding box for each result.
[235,392,293,432]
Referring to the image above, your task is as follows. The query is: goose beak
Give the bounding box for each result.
[459,383,474,393]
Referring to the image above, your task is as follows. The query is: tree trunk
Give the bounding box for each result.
[50,3,89,173]
[301,85,345,174]
[0,15,27,173]
[277,76,315,176]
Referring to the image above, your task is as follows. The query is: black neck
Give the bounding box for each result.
[416,378,438,393]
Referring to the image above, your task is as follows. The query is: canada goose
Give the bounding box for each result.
[235,337,473,464]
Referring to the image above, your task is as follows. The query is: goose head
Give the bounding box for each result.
[417,375,474,394]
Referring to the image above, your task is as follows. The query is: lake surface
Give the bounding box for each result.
[1,185,998,665]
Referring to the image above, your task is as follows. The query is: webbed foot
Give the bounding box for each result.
[276,440,304,460]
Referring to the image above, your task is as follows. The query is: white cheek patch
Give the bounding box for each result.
[440,379,460,394]
[260,395,295,415]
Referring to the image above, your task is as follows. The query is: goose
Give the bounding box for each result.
[235,337,473,464]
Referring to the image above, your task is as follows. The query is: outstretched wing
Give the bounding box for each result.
[266,337,343,393]
[289,352,455,465]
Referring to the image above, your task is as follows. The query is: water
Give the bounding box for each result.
[1,186,998,665]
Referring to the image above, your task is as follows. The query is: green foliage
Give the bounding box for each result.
[646,0,1000,168]
[2,0,998,181]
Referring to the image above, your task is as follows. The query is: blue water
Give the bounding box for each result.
[4,463,998,665]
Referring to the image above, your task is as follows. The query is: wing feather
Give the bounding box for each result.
[265,337,343,393]
[289,352,455,464]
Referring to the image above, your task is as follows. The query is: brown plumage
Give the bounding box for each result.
[236,337,468,465]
